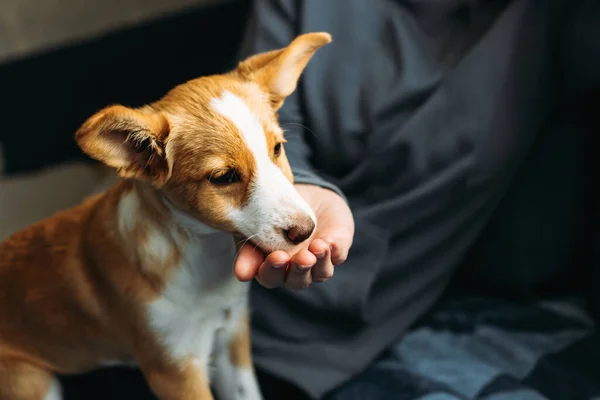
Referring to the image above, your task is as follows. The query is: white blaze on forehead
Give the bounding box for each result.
[210,90,271,160]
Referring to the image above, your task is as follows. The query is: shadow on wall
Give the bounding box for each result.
[0,0,250,175]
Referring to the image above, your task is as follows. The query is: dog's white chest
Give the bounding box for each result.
[146,233,248,362]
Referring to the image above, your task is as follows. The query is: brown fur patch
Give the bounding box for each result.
[0,359,55,400]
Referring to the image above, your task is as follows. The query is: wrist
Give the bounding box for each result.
[291,170,348,203]
[294,182,347,202]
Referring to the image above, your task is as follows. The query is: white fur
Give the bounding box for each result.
[146,231,258,400]
[145,229,173,265]
[116,188,261,399]
[145,228,247,360]
[117,190,245,365]
[211,312,263,400]
[236,368,263,400]
[118,190,185,268]
[44,378,63,400]
[213,364,263,400]
[117,187,140,234]
[210,90,316,252]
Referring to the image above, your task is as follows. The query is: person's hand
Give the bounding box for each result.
[234,184,354,290]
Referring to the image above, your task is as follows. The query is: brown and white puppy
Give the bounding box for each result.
[0,32,331,400]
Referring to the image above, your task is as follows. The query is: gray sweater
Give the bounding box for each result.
[241,0,600,397]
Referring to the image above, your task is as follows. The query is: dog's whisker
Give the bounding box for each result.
[281,122,317,137]
[232,234,260,270]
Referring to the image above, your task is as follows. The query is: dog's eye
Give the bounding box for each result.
[208,169,240,185]
[274,143,282,157]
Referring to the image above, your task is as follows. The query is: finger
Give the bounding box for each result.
[285,250,317,291]
[255,251,290,289]
[330,243,349,265]
[234,242,265,282]
[321,231,352,265]
[309,240,334,283]
[291,249,317,267]
[308,238,329,258]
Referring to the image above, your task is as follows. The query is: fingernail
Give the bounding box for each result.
[315,252,326,259]
[272,262,287,269]
[296,264,311,271]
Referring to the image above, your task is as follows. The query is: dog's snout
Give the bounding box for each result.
[284,217,316,245]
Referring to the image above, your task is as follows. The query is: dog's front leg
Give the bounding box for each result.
[212,312,263,400]
[141,358,215,400]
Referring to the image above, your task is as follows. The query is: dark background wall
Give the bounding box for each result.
[0,0,250,175]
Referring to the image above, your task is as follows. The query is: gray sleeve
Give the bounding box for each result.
[238,0,347,200]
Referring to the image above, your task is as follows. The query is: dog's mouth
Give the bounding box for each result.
[232,232,282,256]
[233,232,264,252]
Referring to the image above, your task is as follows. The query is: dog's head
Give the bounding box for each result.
[75,33,331,253]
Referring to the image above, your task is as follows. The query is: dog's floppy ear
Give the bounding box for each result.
[75,105,171,186]
[235,32,332,109]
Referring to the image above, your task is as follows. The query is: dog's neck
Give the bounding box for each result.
[160,196,221,238]
[110,180,238,288]
[116,180,230,250]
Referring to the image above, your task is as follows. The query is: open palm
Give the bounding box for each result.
[234,184,354,290]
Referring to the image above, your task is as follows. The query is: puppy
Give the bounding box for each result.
[0,32,331,400]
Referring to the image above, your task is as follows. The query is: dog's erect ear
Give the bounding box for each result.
[75,105,171,186]
[235,32,332,109]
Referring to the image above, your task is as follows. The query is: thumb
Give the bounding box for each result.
[234,242,265,282]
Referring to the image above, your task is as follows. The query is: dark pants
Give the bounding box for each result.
[60,297,600,400]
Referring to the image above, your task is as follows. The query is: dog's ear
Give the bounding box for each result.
[235,32,331,110]
[75,105,171,186]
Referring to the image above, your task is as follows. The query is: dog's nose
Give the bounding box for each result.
[284,217,316,245]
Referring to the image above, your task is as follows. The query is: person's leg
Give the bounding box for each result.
[325,297,599,400]
[322,349,467,400]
